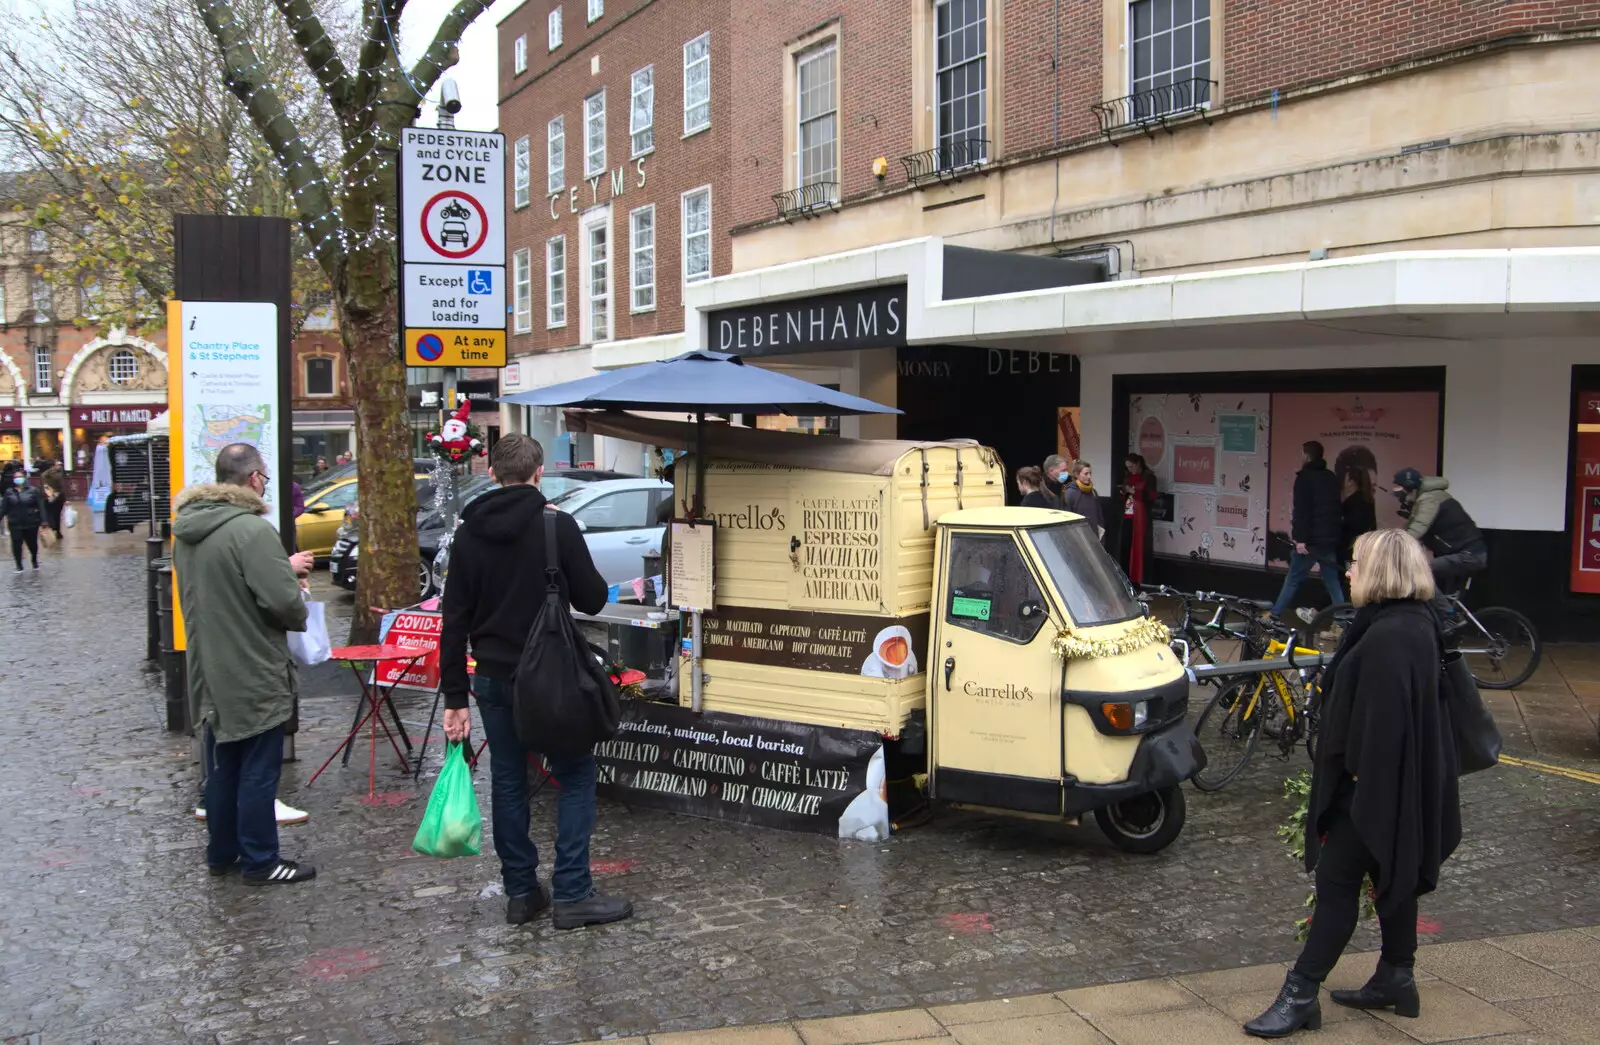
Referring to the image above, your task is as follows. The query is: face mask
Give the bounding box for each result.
[12,477,24,487]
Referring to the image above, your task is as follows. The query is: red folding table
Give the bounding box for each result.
[307,644,427,802]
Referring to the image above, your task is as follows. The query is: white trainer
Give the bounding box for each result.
[194,800,311,825]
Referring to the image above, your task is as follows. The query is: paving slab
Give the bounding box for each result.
[1370,982,1534,1043]
[1057,978,1200,1018]
[796,1010,945,1045]
[1175,963,1291,1000]
[1416,941,1590,1002]
[1086,1005,1252,1045]
[1488,929,1600,969]
[1496,993,1600,1041]
[945,1012,1110,1045]
[927,996,1069,1027]
[652,1025,805,1045]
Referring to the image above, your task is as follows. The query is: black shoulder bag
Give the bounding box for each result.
[511,510,621,755]
[1438,623,1501,775]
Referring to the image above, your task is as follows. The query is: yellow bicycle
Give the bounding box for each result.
[1191,632,1328,792]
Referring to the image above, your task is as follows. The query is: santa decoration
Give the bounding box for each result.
[426,401,486,462]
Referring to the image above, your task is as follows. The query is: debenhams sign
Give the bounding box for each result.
[709,284,907,357]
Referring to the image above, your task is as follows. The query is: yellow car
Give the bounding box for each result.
[296,472,432,559]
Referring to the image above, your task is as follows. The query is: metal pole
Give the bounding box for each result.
[691,410,706,712]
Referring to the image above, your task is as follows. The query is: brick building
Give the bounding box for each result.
[508,0,1600,636]
[495,0,732,468]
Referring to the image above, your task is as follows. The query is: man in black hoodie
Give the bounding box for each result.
[1269,440,1346,620]
[439,434,632,929]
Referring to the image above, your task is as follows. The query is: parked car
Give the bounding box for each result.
[302,458,435,500]
[331,469,657,599]
[298,471,433,559]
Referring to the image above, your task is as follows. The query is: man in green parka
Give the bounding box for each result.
[174,442,317,885]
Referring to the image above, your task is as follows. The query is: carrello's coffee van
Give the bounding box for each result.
[576,417,1203,852]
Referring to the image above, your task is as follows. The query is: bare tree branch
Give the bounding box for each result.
[193,0,345,277]
[410,0,495,97]
[271,0,354,115]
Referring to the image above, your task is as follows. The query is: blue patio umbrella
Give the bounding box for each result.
[498,350,901,416]
[500,349,900,512]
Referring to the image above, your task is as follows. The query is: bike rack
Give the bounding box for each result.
[1189,652,1333,683]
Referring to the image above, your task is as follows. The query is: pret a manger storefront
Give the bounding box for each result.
[590,240,1600,640]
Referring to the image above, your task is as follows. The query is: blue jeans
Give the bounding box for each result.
[203,723,284,875]
[1271,548,1347,617]
[472,676,597,903]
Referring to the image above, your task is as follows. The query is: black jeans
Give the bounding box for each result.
[10,526,38,568]
[1430,547,1487,617]
[1293,810,1418,982]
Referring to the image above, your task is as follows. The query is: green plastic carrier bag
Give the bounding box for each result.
[412,741,483,858]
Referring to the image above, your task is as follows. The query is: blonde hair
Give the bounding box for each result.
[1350,528,1435,606]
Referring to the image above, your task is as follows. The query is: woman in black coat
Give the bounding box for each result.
[1246,528,1462,1038]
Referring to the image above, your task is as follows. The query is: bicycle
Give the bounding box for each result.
[1190,623,1331,792]
[1139,585,1274,672]
[1304,581,1540,689]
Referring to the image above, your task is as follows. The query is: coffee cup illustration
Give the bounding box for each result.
[861,625,918,679]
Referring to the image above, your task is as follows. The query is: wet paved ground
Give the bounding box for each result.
[3,538,1599,1045]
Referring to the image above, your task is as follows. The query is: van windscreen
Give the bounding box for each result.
[1027,522,1142,627]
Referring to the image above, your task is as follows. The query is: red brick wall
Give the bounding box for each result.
[1224,0,1600,103]
[726,3,917,233]
[289,331,351,409]
[1002,1,1104,158]
[498,0,732,356]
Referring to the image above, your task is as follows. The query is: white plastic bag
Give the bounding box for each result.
[63,505,78,529]
[288,595,331,666]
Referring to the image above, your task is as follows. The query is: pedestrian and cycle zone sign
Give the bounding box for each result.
[399,128,507,367]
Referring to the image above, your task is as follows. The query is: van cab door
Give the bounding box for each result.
[927,527,1064,815]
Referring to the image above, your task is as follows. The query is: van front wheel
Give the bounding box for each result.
[1094,785,1186,854]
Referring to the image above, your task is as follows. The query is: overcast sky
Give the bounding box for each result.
[401,0,518,132]
[13,0,513,134]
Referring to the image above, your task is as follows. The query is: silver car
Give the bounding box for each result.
[550,478,673,585]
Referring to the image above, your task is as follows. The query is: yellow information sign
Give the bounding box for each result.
[404,328,506,367]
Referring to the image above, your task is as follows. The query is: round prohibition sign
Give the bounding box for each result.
[420,189,489,260]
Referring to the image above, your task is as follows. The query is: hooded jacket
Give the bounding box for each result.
[1403,477,1485,556]
[439,483,609,709]
[172,483,308,743]
[1308,600,1461,916]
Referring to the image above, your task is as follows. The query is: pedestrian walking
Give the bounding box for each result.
[1040,454,1068,507]
[1059,459,1105,541]
[173,443,317,885]
[1017,465,1055,509]
[1269,441,1345,621]
[1117,454,1158,584]
[1338,460,1377,568]
[439,434,633,929]
[1245,528,1460,1038]
[40,462,65,540]
[3,472,44,571]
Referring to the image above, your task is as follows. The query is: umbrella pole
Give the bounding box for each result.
[691,410,706,713]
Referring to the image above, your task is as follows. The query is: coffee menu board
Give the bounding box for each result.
[594,701,883,835]
[701,605,928,678]
[787,492,885,613]
[668,519,715,611]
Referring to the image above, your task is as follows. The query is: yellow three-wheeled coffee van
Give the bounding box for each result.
[575,417,1203,852]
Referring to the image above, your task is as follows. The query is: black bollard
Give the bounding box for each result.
[145,537,164,662]
[155,560,187,732]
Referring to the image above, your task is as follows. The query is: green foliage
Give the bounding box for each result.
[1281,769,1377,942]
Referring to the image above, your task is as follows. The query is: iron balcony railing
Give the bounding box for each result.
[899,137,991,186]
[1092,78,1217,140]
[772,181,840,221]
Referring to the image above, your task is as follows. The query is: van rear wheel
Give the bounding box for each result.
[1094,785,1186,854]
